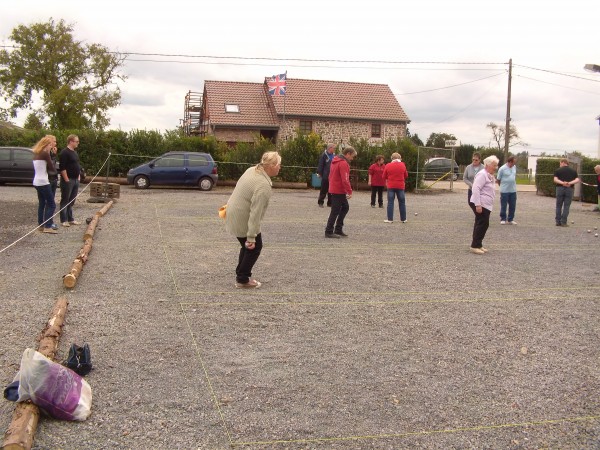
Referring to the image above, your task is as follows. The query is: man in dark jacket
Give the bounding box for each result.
[325,146,357,238]
[317,144,335,207]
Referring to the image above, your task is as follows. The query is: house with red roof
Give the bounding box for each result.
[185,78,410,146]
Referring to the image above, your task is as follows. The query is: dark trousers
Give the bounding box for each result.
[325,194,349,234]
[555,186,573,225]
[318,178,331,206]
[470,204,491,248]
[59,179,79,223]
[370,186,384,206]
[35,184,56,228]
[235,233,263,284]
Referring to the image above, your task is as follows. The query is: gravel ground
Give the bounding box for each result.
[0,182,599,449]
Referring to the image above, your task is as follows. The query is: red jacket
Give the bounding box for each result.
[368,163,386,186]
[383,160,408,189]
[328,155,352,195]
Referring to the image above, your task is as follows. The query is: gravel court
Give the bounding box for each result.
[0,184,599,449]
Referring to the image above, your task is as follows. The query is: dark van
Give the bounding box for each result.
[423,157,459,181]
[127,151,218,191]
[0,147,34,184]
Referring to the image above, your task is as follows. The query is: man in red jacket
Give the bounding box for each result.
[325,146,357,238]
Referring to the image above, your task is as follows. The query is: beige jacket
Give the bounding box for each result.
[225,166,273,242]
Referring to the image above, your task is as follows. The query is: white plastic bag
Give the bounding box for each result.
[15,348,92,421]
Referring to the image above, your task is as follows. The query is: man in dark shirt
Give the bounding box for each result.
[316,144,335,207]
[553,158,580,227]
[59,134,82,227]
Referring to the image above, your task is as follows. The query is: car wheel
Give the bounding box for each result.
[199,177,213,191]
[134,175,150,189]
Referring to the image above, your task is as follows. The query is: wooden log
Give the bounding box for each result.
[96,200,113,217]
[2,297,69,450]
[63,258,83,288]
[83,215,99,241]
[37,296,69,358]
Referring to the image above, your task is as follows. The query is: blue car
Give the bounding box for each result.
[127,152,218,191]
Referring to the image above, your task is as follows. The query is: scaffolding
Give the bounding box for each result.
[182,90,204,136]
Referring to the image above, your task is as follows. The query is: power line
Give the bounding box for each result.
[514,64,600,83]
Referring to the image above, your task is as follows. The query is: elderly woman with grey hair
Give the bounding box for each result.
[225,151,281,288]
[469,155,500,254]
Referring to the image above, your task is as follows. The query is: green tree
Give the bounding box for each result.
[425,132,456,149]
[486,122,528,152]
[23,112,45,130]
[0,18,126,130]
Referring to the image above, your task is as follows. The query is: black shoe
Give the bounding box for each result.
[379,204,383,208]
[325,232,340,238]
[334,231,348,237]
[318,203,324,208]
[326,204,332,207]
[556,223,561,226]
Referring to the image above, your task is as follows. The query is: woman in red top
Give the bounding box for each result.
[383,152,408,223]
[368,155,386,208]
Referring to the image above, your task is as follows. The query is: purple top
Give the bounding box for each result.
[470,169,496,211]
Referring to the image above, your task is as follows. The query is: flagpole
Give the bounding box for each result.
[283,71,287,124]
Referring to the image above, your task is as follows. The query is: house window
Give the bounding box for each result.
[299,120,312,134]
[371,123,381,138]
[225,104,240,113]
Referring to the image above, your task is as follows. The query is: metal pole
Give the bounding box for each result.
[504,59,512,162]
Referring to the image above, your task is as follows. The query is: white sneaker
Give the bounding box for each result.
[508,221,517,225]
[401,220,407,223]
[500,221,506,225]
[383,219,393,223]
[470,247,485,255]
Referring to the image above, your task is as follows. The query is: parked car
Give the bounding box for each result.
[422,157,459,181]
[127,151,218,191]
[0,146,34,184]
[0,146,86,185]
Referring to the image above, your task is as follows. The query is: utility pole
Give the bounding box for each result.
[504,58,512,162]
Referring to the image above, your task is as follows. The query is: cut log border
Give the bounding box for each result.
[63,200,113,289]
[4,200,114,448]
[2,297,69,450]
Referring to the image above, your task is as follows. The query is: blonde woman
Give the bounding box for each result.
[32,135,58,234]
[225,151,281,288]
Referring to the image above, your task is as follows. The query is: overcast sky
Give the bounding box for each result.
[2,0,600,157]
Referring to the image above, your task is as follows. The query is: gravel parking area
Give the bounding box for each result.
[1,183,599,449]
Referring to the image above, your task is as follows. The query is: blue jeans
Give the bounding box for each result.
[555,186,574,225]
[35,184,56,228]
[499,191,517,222]
[387,188,406,221]
[60,179,79,223]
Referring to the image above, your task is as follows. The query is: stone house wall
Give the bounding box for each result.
[278,117,407,146]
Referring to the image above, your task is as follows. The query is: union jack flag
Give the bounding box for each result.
[267,72,287,96]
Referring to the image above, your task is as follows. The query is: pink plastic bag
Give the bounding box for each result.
[15,348,92,421]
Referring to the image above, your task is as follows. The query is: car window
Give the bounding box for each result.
[0,149,10,161]
[154,155,185,168]
[188,154,209,167]
[14,149,33,161]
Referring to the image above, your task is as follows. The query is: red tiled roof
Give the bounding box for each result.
[270,78,410,123]
[204,81,279,128]
[203,78,410,127]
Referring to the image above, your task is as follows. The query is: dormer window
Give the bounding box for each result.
[225,104,240,113]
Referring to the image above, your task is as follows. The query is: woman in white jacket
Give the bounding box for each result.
[32,135,58,234]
